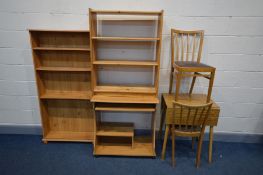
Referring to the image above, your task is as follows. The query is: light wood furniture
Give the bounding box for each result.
[159,93,220,163]
[89,9,163,156]
[162,101,213,167]
[169,29,216,103]
[29,30,94,143]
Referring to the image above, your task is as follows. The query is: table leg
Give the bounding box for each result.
[158,109,165,139]
[208,126,214,163]
[161,125,170,160]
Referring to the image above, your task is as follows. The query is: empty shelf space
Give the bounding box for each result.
[33,47,90,51]
[95,103,156,112]
[97,122,134,137]
[43,131,93,142]
[93,60,158,66]
[94,136,155,156]
[38,71,91,99]
[40,90,92,100]
[91,94,159,104]
[34,50,91,69]
[30,31,90,49]
[36,66,91,72]
[42,99,94,142]
[92,36,159,41]
[94,86,156,94]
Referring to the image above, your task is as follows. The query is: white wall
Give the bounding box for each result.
[0,0,263,134]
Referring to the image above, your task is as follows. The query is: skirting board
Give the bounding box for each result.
[0,124,262,143]
[0,124,42,135]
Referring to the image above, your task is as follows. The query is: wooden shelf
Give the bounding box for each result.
[97,122,134,137]
[43,131,93,142]
[92,36,159,41]
[36,67,91,72]
[94,85,155,94]
[94,136,155,156]
[95,103,155,112]
[91,94,159,104]
[98,19,157,22]
[40,90,92,100]
[93,60,158,66]
[33,47,90,51]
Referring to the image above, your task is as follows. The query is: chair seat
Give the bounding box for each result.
[173,125,201,137]
[173,61,215,72]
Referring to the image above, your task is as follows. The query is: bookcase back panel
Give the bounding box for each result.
[44,99,94,132]
[97,136,132,146]
[96,41,156,61]
[32,32,90,48]
[36,50,91,68]
[97,66,154,86]
[40,72,91,92]
[97,19,158,38]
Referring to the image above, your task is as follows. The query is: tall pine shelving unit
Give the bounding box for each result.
[29,30,94,143]
[89,9,163,156]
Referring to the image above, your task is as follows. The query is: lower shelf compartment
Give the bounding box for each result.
[97,122,134,137]
[43,131,94,142]
[94,136,155,157]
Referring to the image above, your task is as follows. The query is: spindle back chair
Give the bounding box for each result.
[161,101,213,167]
[169,29,215,103]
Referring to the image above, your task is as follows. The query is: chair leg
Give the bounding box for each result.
[191,137,195,150]
[209,126,214,163]
[171,125,176,167]
[196,134,204,168]
[207,71,215,103]
[161,125,170,160]
[169,68,174,94]
[175,72,182,101]
[189,72,197,95]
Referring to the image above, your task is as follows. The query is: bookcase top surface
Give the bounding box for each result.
[90,9,163,15]
[29,29,89,33]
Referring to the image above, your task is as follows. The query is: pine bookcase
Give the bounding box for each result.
[89,9,163,156]
[29,30,94,143]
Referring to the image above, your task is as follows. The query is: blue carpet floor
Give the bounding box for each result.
[0,134,263,175]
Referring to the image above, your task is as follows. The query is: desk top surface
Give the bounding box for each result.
[162,93,220,109]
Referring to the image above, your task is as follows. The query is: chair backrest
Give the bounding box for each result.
[168,101,213,131]
[171,29,204,64]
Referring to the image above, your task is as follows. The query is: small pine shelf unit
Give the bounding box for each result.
[29,30,94,143]
[89,9,163,156]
